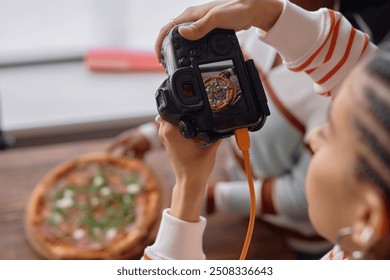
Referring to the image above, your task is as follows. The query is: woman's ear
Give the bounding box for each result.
[351,184,390,250]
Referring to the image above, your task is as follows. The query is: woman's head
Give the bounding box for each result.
[306,50,390,257]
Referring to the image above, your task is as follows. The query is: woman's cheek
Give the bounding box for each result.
[305,151,333,237]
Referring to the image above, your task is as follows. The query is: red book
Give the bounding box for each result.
[85,49,165,72]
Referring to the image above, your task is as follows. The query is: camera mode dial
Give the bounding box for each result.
[210,34,232,56]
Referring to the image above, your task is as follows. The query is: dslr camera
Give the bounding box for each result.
[156,24,270,146]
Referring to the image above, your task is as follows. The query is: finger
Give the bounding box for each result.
[155,22,176,62]
[154,2,220,61]
[158,121,185,146]
[178,1,236,41]
[178,12,216,41]
[155,115,163,130]
[157,118,167,146]
[155,114,162,123]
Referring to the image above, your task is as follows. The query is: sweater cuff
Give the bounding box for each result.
[257,0,328,67]
[144,209,206,260]
[214,180,262,216]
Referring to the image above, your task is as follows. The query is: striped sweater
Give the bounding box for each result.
[143,0,377,260]
[258,0,375,96]
[213,28,332,255]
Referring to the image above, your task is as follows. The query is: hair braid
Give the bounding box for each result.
[368,52,390,83]
[355,120,390,169]
[355,51,390,199]
[357,156,390,200]
[365,86,390,132]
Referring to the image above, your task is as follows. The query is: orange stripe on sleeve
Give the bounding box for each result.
[309,16,350,76]
[143,253,152,260]
[323,18,342,63]
[359,33,370,59]
[328,248,335,260]
[316,28,356,85]
[305,67,317,74]
[261,178,277,214]
[319,91,332,97]
[289,9,336,72]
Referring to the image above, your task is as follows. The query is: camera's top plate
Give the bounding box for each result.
[164,25,241,70]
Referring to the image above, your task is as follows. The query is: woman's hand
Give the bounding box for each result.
[155,0,284,62]
[157,117,221,222]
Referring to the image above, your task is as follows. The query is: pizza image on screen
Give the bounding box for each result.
[25,153,161,259]
[204,75,236,112]
[202,65,243,113]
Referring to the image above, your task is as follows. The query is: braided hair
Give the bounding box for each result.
[354,51,390,201]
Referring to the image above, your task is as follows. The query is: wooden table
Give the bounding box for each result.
[0,138,294,260]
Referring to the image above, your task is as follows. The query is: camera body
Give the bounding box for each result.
[156,24,270,146]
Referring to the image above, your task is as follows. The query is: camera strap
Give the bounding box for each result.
[234,127,256,260]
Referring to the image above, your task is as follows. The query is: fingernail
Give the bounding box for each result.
[179,25,193,35]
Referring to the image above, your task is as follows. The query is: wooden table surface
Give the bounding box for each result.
[0,138,294,260]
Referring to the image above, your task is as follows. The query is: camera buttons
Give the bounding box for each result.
[179,119,196,138]
[190,49,202,59]
[178,57,190,67]
[210,34,232,55]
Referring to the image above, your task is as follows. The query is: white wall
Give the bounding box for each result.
[0,0,208,137]
[0,0,208,64]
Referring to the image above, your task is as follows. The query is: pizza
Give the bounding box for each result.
[204,76,236,112]
[25,153,161,259]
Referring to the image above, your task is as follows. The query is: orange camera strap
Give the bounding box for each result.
[234,128,256,260]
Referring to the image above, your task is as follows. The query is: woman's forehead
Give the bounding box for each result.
[341,64,370,103]
[329,68,367,134]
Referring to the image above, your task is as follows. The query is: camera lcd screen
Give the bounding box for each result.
[199,60,248,117]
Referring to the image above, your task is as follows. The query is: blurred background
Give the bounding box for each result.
[0,0,207,147]
[0,0,219,260]
[0,0,297,261]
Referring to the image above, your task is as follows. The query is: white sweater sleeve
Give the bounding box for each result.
[257,0,377,95]
[213,180,262,216]
[143,209,207,260]
[214,148,311,220]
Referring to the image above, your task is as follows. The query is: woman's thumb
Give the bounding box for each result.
[178,20,212,41]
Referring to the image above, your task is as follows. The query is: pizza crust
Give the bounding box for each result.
[25,153,162,259]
